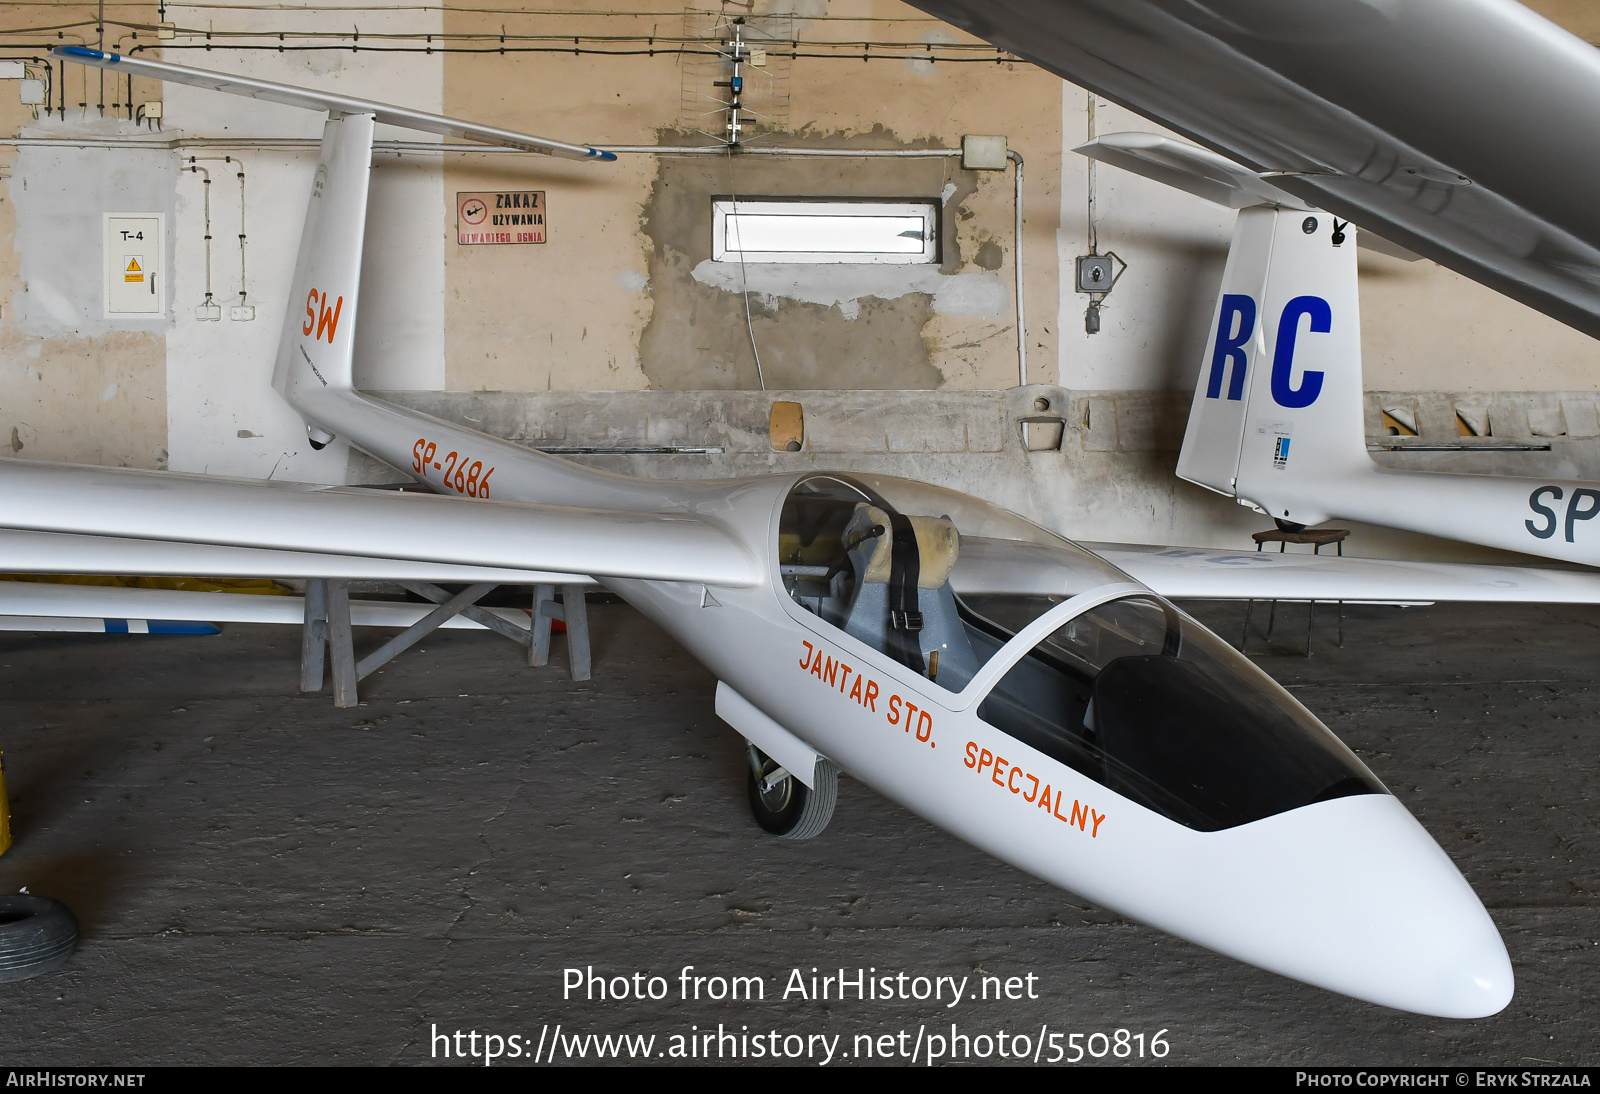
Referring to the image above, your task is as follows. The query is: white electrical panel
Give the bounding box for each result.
[103,213,164,319]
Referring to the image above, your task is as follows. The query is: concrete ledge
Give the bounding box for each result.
[1367,391,1600,479]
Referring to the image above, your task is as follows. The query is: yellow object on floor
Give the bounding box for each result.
[0,749,11,857]
[0,575,290,595]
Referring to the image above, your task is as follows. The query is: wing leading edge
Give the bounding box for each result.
[1090,543,1600,604]
[0,459,759,588]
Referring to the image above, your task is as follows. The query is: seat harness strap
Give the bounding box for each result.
[887,512,924,669]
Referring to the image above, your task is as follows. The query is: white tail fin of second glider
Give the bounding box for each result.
[1175,205,1370,526]
[1077,133,1373,525]
[1080,133,1600,566]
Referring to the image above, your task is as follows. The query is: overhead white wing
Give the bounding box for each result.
[0,459,758,588]
[1089,543,1600,604]
[905,0,1600,339]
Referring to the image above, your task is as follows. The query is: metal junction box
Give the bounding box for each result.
[1076,253,1116,293]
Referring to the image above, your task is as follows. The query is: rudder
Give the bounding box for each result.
[1177,207,1277,497]
[271,113,375,431]
[1178,207,1369,526]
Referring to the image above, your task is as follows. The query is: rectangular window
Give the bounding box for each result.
[712,199,938,264]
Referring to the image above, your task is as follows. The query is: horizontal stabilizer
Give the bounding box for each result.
[1076,133,1310,210]
[51,46,616,161]
[0,459,757,587]
[1077,134,1421,260]
[1090,542,1600,603]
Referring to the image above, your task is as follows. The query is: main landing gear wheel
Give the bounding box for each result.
[746,745,837,840]
[0,895,78,983]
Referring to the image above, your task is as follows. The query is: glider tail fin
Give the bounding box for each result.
[49,46,614,452]
[1176,205,1370,526]
[271,113,375,429]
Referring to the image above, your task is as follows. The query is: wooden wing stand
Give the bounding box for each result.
[1240,528,1349,657]
[300,580,592,707]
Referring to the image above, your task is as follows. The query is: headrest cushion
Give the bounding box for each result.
[848,503,960,588]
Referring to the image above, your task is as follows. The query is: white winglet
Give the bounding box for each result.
[51,46,616,161]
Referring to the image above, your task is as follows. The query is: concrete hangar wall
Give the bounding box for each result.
[2,0,1599,559]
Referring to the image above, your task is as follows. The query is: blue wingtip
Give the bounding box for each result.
[148,621,221,635]
[592,149,618,162]
[56,46,118,63]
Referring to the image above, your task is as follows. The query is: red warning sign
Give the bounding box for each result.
[457,191,546,245]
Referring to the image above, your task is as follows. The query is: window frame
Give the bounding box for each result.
[712,197,940,265]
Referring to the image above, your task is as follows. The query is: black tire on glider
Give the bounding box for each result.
[747,753,838,840]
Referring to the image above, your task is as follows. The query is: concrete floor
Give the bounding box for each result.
[0,597,1595,1065]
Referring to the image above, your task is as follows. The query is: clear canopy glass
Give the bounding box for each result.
[777,473,1129,693]
[976,594,1386,831]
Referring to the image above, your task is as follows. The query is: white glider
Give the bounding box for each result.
[42,47,1600,1018]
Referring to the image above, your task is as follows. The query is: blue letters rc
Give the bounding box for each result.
[1206,294,1255,401]
[1271,296,1330,409]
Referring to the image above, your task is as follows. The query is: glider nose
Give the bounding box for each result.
[1447,945,1516,1020]
[1208,794,1512,1018]
[1369,873,1513,1019]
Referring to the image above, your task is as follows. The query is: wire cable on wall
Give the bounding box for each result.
[724,146,766,392]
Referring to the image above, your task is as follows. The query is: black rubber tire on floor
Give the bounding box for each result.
[0,895,78,984]
[748,755,838,840]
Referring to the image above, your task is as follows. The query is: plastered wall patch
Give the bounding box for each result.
[691,261,1006,321]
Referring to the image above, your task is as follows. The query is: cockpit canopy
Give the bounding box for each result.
[975,594,1385,831]
[778,473,1127,691]
[777,473,1386,832]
